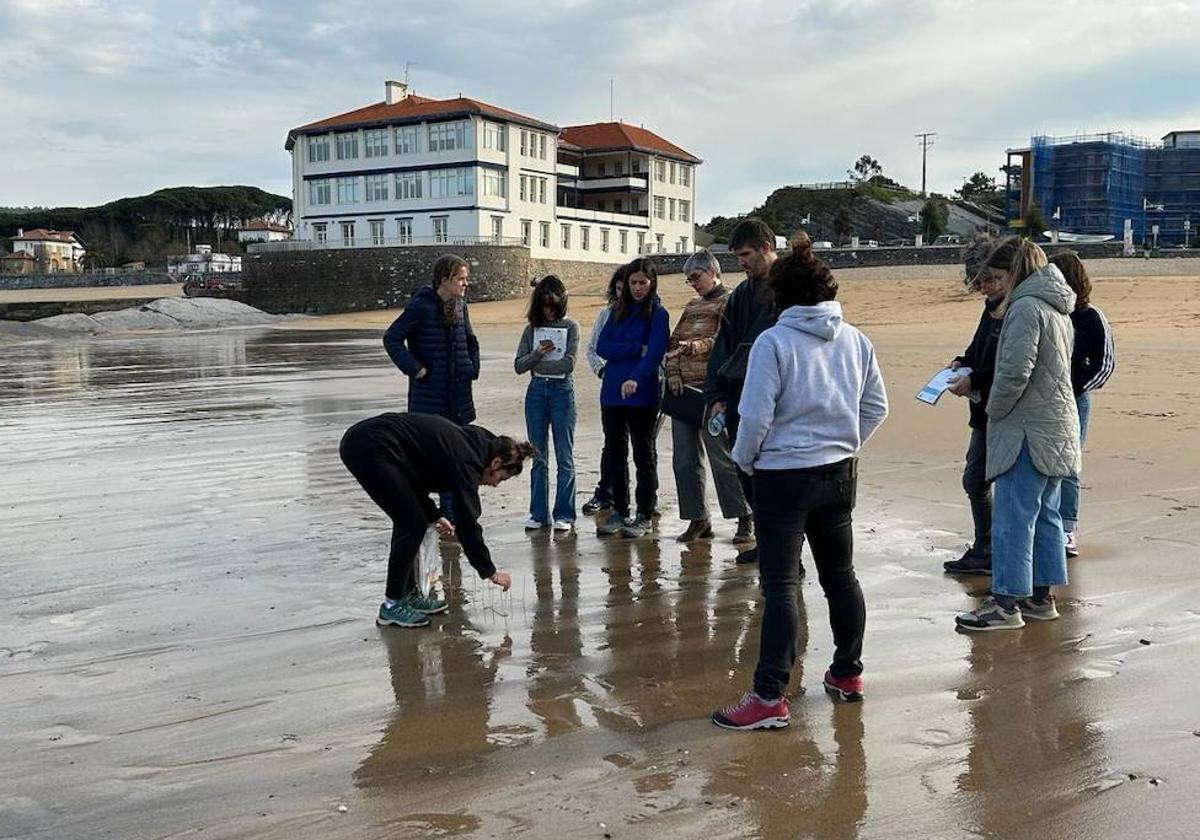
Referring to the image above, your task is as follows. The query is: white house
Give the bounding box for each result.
[167,244,242,277]
[283,81,701,263]
[10,228,86,272]
[236,219,292,243]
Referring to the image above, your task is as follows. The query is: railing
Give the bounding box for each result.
[554,207,651,226]
[248,235,526,253]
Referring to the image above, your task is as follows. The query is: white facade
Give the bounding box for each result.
[11,229,86,272]
[236,224,292,243]
[286,85,699,263]
[167,245,242,276]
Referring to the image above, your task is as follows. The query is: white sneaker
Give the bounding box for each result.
[523,517,547,530]
[552,520,574,532]
[1064,530,1079,557]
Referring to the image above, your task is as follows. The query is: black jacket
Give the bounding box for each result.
[352,412,502,579]
[955,298,1004,430]
[383,286,481,424]
[704,274,776,406]
[1070,305,1115,395]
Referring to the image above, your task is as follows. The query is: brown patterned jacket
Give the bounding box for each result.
[664,284,729,387]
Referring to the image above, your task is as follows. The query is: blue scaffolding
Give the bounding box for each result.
[1029,133,1149,242]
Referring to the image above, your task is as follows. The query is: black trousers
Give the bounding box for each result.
[600,404,659,518]
[339,421,427,600]
[752,459,864,699]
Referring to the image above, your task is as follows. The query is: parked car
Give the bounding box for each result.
[933,234,964,246]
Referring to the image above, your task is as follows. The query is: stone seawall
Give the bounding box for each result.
[241,245,623,314]
[0,271,175,291]
[0,297,162,322]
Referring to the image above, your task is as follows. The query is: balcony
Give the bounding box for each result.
[554,206,650,227]
[248,235,526,253]
[573,175,648,192]
[556,162,580,178]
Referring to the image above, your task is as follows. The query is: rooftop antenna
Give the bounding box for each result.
[404,61,414,86]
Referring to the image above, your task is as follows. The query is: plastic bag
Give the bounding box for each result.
[418,525,442,597]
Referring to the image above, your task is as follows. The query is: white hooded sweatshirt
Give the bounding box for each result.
[732,301,888,473]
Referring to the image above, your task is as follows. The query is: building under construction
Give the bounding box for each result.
[1006,130,1200,246]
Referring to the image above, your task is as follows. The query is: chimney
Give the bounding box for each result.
[15,228,22,237]
[385,80,409,105]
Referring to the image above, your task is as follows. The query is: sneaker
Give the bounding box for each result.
[955,596,1025,632]
[376,601,430,628]
[401,591,448,616]
[734,546,758,565]
[552,519,574,532]
[1064,530,1079,558]
[620,514,652,538]
[823,670,864,702]
[597,512,627,537]
[1016,594,1060,621]
[733,515,755,545]
[676,519,713,542]
[582,495,612,515]
[943,548,992,576]
[712,691,791,730]
[523,517,547,530]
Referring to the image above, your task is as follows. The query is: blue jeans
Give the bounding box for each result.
[991,441,1068,598]
[525,377,577,523]
[1059,392,1092,531]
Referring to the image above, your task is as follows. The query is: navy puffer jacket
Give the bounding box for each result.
[383,286,481,424]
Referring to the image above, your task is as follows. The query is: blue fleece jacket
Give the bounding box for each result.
[596,297,670,407]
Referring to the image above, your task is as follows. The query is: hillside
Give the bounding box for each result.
[0,186,291,268]
[705,183,995,245]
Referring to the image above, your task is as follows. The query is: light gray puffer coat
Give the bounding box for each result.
[985,264,1081,480]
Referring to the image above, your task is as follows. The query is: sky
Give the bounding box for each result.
[3,0,1200,222]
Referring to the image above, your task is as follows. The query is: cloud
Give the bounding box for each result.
[1,0,1197,220]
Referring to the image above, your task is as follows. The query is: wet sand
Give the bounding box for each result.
[2,260,1199,838]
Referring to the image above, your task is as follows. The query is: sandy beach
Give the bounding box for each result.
[2,258,1199,839]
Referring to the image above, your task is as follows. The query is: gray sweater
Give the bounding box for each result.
[986,265,1080,480]
[514,317,580,377]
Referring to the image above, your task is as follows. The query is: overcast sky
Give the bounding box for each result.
[3,0,1199,221]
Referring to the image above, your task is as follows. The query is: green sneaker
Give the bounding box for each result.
[376,601,430,628]
[402,590,449,615]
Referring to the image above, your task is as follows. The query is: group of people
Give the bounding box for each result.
[338,218,1112,732]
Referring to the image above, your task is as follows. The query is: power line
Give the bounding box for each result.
[915,132,937,197]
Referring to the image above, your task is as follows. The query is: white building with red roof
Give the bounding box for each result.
[9,228,86,273]
[284,81,699,262]
[236,219,293,244]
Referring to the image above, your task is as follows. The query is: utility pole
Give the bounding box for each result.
[915,132,937,197]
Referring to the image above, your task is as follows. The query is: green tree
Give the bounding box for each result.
[1023,202,1048,238]
[957,172,996,201]
[920,197,950,240]
[849,155,883,182]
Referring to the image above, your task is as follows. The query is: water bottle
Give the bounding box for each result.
[707,409,726,438]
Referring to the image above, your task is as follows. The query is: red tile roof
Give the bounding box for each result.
[1,250,36,260]
[559,122,700,164]
[12,228,79,243]
[238,219,292,233]
[286,94,559,149]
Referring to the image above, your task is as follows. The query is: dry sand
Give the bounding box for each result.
[2,258,1199,839]
[0,283,184,304]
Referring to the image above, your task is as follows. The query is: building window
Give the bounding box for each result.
[481,169,507,198]
[396,217,413,245]
[538,177,547,204]
[340,221,355,246]
[313,222,327,243]
[615,199,624,213]
[520,130,528,156]
[598,161,607,176]
[655,233,665,252]
[615,160,624,176]
[669,161,677,184]
[680,236,689,253]
[539,221,550,248]
[654,159,666,182]
[637,231,646,252]
[337,177,359,204]
[428,120,470,152]
[364,129,388,158]
[668,198,676,221]
[600,228,610,252]
[308,179,331,206]
[521,219,532,247]
[632,158,642,174]
[561,224,571,250]
[307,136,330,163]
[580,226,590,251]
[336,132,359,160]
[680,165,691,187]
[365,174,388,202]
[395,171,423,200]
[482,121,507,151]
[539,134,547,159]
[619,230,628,253]
[395,125,420,155]
[519,175,528,201]
[429,167,474,198]
[679,200,690,223]
[653,196,665,219]
[491,215,504,243]
[369,219,385,245]
[432,216,448,243]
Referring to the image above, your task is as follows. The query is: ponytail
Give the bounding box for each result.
[496,436,537,477]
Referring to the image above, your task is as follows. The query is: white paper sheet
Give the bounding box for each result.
[917,366,972,405]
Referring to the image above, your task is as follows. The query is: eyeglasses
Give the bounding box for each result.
[685,274,705,284]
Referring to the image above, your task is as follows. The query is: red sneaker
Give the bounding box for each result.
[823,670,863,702]
[711,692,791,730]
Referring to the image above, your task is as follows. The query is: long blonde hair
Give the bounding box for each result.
[985,236,1048,315]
